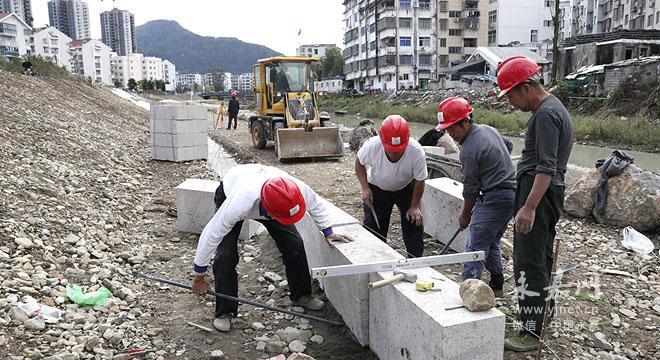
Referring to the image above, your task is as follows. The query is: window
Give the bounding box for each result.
[439,1,448,12]
[657,11,660,24]
[449,29,463,36]
[530,30,538,42]
[369,23,376,33]
[400,55,412,65]
[544,20,552,27]
[488,30,497,45]
[361,44,367,53]
[439,55,448,66]
[400,37,411,46]
[439,19,448,30]
[625,14,628,25]
[400,0,411,8]
[648,14,654,27]
[449,11,462,18]
[361,26,366,35]
[489,10,497,24]
[439,38,447,47]
[419,18,431,29]
[419,37,431,47]
[449,47,462,54]
[545,0,553,7]
[419,0,430,8]
[464,38,477,47]
[314,49,318,54]
[402,74,409,80]
[399,18,412,28]
[370,41,376,51]
[419,55,431,65]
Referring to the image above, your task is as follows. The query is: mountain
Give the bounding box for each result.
[136,20,280,74]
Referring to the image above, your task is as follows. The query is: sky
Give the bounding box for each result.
[31,0,346,54]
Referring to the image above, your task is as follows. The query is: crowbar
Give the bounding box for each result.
[135,273,344,327]
[366,200,380,229]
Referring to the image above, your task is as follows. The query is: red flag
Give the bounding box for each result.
[297,28,302,36]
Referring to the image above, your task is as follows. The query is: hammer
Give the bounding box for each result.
[368,270,417,290]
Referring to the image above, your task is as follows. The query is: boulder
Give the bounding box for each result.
[593,165,660,231]
[436,133,459,155]
[349,124,377,151]
[459,279,495,312]
[564,165,599,218]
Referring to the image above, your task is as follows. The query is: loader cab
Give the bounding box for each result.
[259,60,315,113]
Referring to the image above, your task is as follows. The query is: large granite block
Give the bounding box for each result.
[152,145,208,162]
[152,132,208,148]
[420,177,469,252]
[151,103,207,121]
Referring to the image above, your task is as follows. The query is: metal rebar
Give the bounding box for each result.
[135,272,344,327]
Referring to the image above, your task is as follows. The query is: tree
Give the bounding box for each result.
[320,47,344,79]
[551,0,561,85]
[127,78,138,91]
[154,79,165,91]
[210,68,226,91]
[113,80,122,88]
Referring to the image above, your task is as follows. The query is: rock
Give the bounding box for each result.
[24,317,46,331]
[8,306,29,323]
[618,308,636,318]
[436,133,459,155]
[85,336,100,352]
[210,349,224,359]
[264,271,283,283]
[276,327,312,343]
[98,268,112,280]
[309,335,324,345]
[287,353,315,360]
[593,332,613,351]
[266,341,286,353]
[14,237,34,249]
[610,313,621,327]
[349,125,377,151]
[256,341,267,351]
[459,279,495,312]
[252,322,266,331]
[592,165,660,231]
[564,165,599,218]
[288,340,306,353]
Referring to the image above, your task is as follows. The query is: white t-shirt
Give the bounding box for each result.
[357,137,428,191]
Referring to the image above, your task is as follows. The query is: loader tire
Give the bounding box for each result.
[251,120,267,149]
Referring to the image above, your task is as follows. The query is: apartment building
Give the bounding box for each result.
[237,72,254,92]
[0,12,30,58]
[29,26,72,70]
[563,0,660,38]
[230,73,239,90]
[100,8,136,56]
[0,0,33,26]
[69,38,111,85]
[296,43,338,58]
[142,56,163,81]
[437,0,489,71]
[163,60,176,85]
[110,52,142,87]
[176,73,203,88]
[343,0,437,91]
[48,0,90,40]
[487,0,554,46]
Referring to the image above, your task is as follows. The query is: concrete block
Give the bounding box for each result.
[420,177,468,253]
[175,178,265,239]
[152,145,207,162]
[423,145,446,156]
[369,266,505,359]
[152,119,208,134]
[151,103,207,121]
[152,132,208,148]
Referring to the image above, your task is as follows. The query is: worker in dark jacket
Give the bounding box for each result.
[498,56,574,352]
[436,97,515,298]
[227,91,240,130]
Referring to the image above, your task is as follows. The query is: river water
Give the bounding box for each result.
[330,114,660,173]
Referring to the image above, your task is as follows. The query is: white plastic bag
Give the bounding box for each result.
[621,226,655,255]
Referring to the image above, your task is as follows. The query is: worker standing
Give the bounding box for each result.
[227,91,240,130]
[497,56,573,352]
[215,101,225,130]
[191,164,353,332]
[355,115,428,257]
[436,97,515,298]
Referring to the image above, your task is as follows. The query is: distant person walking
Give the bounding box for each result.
[215,101,225,130]
[227,92,240,130]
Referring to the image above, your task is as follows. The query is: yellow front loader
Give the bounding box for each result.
[249,56,343,161]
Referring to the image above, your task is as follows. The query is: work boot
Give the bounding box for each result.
[504,334,539,352]
[292,295,325,311]
[489,273,504,298]
[213,314,231,332]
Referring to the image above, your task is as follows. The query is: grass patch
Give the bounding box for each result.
[0,55,71,78]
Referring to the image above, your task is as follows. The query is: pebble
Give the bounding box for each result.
[24,317,46,331]
[14,237,34,249]
[288,340,307,353]
[251,322,265,331]
[618,308,637,318]
[310,335,324,345]
[264,271,283,283]
[210,349,224,359]
[593,332,613,351]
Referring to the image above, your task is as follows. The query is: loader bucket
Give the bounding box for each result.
[276,127,344,161]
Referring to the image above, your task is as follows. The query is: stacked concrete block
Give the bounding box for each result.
[151,103,209,162]
[420,177,469,253]
[295,196,505,355]
[175,178,265,239]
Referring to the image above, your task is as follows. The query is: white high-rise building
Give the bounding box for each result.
[0,0,33,26]
[162,60,176,86]
[110,52,143,87]
[561,0,660,38]
[47,0,90,40]
[28,26,72,70]
[486,0,554,46]
[142,56,163,81]
[69,38,111,85]
[237,72,254,92]
[223,72,232,91]
[296,43,338,58]
[437,0,490,70]
[176,73,203,88]
[100,8,136,56]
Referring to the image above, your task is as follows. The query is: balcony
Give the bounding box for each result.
[384,46,397,55]
[0,24,17,37]
[0,45,19,57]
[379,28,396,40]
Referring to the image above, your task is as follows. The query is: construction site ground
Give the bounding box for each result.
[0,72,658,360]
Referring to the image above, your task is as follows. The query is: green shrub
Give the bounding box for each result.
[0,55,70,78]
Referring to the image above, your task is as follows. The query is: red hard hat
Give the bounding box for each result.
[231,91,237,97]
[436,97,473,131]
[260,177,306,225]
[496,56,542,97]
[379,115,410,152]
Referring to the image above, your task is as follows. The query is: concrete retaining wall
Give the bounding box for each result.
[420,177,469,253]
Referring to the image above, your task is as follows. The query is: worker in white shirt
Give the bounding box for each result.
[355,115,428,257]
[191,164,352,332]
